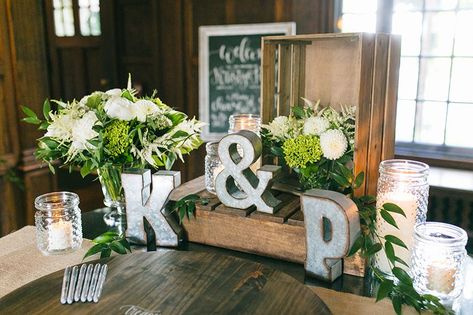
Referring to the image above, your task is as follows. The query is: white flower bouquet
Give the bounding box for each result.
[262,99,361,192]
[23,78,203,209]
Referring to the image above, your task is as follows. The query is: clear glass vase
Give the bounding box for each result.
[97,164,126,226]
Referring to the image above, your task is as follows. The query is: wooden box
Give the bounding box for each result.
[261,33,401,196]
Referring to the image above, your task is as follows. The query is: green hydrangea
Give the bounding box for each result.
[104,120,130,158]
[282,135,322,169]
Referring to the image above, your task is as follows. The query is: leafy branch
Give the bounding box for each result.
[349,198,453,315]
[83,231,132,260]
[170,194,209,224]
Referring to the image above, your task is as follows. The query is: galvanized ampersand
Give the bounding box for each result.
[215,130,281,214]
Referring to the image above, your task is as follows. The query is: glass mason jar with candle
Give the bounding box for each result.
[374,159,429,275]
[411,222,467,304]
[228,114,261,136]
[205,141,223,194]
[35,192,83,255]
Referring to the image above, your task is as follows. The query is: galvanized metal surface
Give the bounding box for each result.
[215,131,281,214]
[301,189,360,282]
[122,169,181,247]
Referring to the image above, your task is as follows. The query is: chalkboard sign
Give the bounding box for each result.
[199,23,296,141]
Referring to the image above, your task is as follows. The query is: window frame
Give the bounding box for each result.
[334,0,473,169]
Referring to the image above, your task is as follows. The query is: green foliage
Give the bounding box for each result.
[170,194,209,224]
[83,231,132,260]
[351,197,453,315]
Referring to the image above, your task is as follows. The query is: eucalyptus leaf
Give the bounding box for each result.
[380,209,399,229]
[367,243,382,255]
[384,241,395,264]
[385,235,408,249]
[376,279,393,302]
[394,256,409,268]
[392,295,402,315]
[392,267,413,286]
[347,235,363,256]
[383,203,406,217]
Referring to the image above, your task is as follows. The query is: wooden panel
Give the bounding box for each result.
[23,168,57,225]
[277,44,292,115]
[261,42,277,123]
[382,36,401,161]
[365,34,390,196]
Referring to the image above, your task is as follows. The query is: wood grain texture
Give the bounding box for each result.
[0,252,331,315]
[171,177,364,277]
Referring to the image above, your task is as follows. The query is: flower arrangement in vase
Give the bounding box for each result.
[262,98,359,193]
[23,77,203,224]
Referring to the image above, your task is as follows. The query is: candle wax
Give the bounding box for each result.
[48,220,73,251]
[427,261,456,294]
[375,191,417,274]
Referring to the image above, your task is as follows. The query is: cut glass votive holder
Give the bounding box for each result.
[35,192,83,255]
[411,222,468,304]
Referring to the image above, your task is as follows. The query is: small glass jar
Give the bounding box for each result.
[411,222,467,304]
[205,142,223,194]
[228,114,261,136]
[35,192,83,255]
[374,159,429,274]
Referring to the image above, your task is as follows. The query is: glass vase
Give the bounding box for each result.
[97,164,126,226]
[374,159,429,275]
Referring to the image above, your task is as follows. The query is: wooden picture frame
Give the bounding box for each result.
[199,22,296,141]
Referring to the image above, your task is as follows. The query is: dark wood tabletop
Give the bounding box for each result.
[82,208,374,298]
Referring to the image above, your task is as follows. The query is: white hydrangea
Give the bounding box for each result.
[263,116,291,139]
[320,129,348,160]
[104,97,135,121]
[303,116,330,136]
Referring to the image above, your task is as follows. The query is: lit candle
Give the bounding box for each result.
[375,191,417,273]
[48,220,73,251]
[374,160,430,275]
[427,261,456,294]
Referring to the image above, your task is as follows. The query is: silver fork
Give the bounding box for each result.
[60,263,108,304]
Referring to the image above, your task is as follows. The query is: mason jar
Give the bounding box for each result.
[411,222,467,304]
[228,114,261,136]
[35,192,83,255]
[374,159,429,275]
[205,142,223,194]
[228,114,262,171]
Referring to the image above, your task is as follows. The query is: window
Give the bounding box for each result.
[337,0,473,160]
[53,0,75,37]
[52,0,101,37]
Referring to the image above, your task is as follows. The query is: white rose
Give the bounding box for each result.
[320,129,348,160]
[104,97,134,121]
[105,88,122,97]
[303,116,330,136]
[70,111,99,150]
[131,99,160,122]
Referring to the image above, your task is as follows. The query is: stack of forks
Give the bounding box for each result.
[60,263,108,304]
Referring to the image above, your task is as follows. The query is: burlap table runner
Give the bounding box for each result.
[0,226,414,314]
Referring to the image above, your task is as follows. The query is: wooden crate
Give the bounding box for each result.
[261,33,401,196]
[170,176,365,277]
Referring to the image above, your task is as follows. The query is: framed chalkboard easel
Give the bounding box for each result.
[199,23,296,141]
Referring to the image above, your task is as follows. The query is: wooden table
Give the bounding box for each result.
[0,251,331,314]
